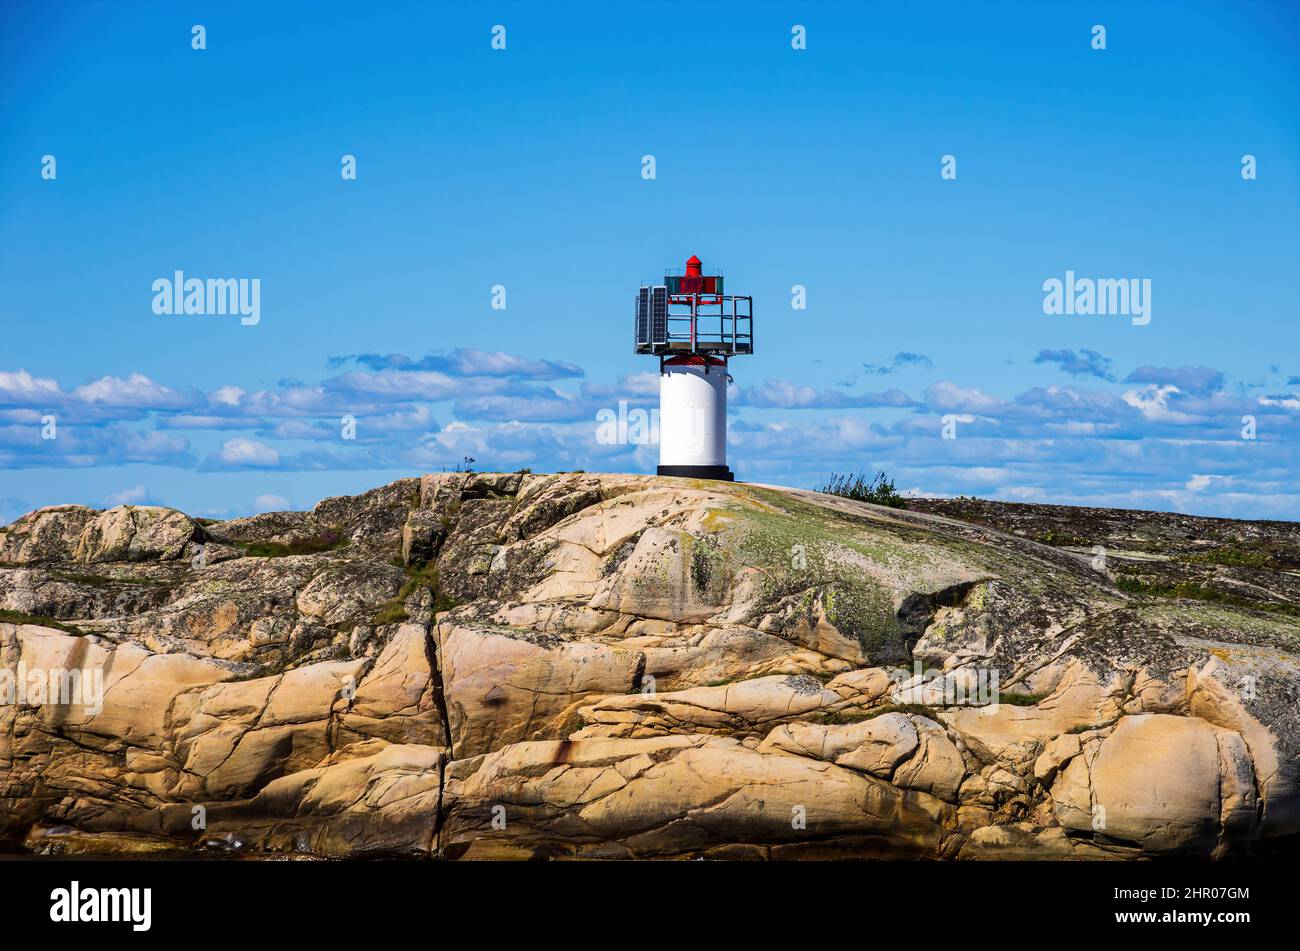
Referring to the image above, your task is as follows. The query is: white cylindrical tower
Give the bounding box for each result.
[658,355,729,478]
[633,254,752,482]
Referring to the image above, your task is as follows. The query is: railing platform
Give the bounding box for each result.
[635,290,754,356]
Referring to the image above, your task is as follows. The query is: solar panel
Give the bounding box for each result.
[636,287,650,346]
[651,286,668,345]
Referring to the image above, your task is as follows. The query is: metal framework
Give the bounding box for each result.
[634,288,753,356]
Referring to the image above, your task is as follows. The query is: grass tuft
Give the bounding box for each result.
[816,471,907,509]
[370,561,460,625]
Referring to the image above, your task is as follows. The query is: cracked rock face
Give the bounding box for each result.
[1,473,1297,859]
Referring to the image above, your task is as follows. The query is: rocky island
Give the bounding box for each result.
[1,473,1296,859]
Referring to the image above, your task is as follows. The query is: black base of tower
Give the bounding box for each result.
[657,464,735,481]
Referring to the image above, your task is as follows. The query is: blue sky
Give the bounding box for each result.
[2,0,1298,522]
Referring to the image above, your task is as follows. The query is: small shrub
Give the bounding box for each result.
[817,471,907,509]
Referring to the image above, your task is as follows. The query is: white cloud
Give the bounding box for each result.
[326,370,464,401]
[1185,474,1232,493]
[72,372,195,409]
[2,355,1298,518]
[253,493,291,513]
[104,484,153,506]
[1121,384,1196,423]
[0,369,64,406]
[209,385,246,407]
[215,437,280,467]
[999,485,1048,501]
[923,381,1005,413]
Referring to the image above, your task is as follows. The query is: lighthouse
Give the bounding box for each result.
[635,255,753,481]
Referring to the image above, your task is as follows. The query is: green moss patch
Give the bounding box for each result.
[707,492,921,660]
[236,528,346,558]
[370,561,460,625]
[1116,574,1299,618]
[1185,544,1296,571]
[0,610,88,636]
[52,571,168,588]
[815,703,941,725]
[994,691,1046,707]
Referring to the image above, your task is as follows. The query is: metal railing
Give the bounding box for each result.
[661,294,752,353]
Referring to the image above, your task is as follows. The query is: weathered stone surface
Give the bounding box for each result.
[174,658,366,799]
[0,505,96,564]
[340,622,445,746]
[1051,714,1258,854]
[760,712,920,776]
[436,621,642,756]
[590,526,731,623]
[633,624,853,690]
[892,716,966,802]
[188,743,445,857]
[401,508,447,566]
[439,735,950,859]
[910,496,1300,614]
[294,561,405,626]
[73,505,197,563]
[499,474,609,543]
[313,478,420,553]
[1,473,1296,860]
[1033,732,1082,786]
[575,674,840,739]
[957,822,1126,860]
[940,660,1118,760]
[1187,655,1300,839]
